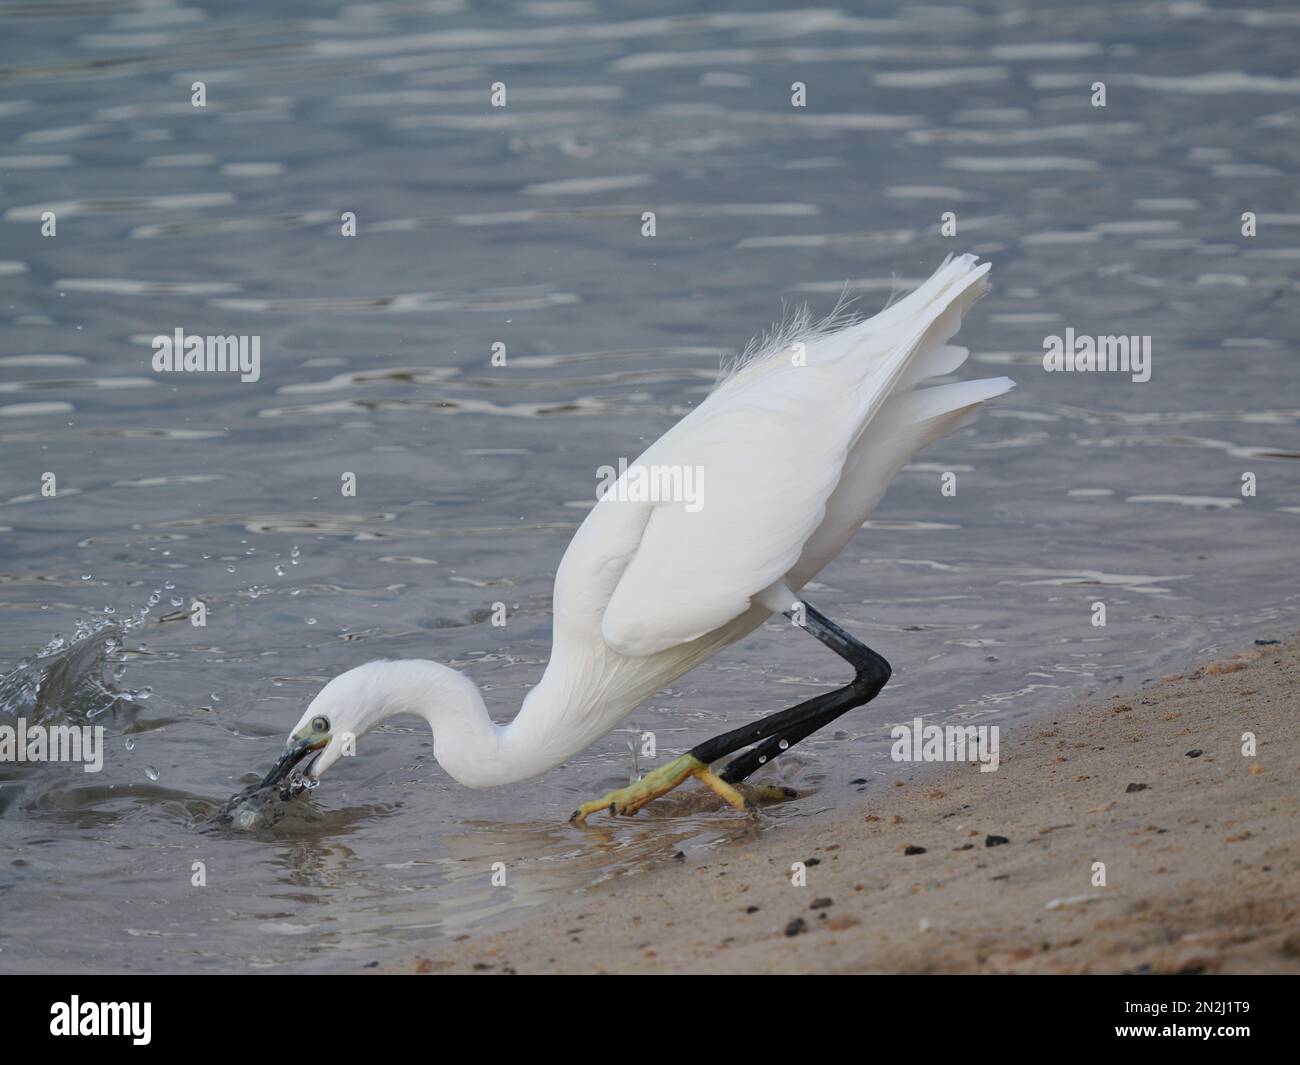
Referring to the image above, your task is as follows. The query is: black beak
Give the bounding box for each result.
[259,735,326,790]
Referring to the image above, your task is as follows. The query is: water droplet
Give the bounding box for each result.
[306,617,317,625]
[124,737,135,751]
[758,755,767,764]
[778,739,789,750]
[144,765,159,781]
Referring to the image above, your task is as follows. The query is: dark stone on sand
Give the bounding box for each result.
[1185,749,1203,758]
[785,918,807,937]
[1126,782,1149,793]
[904,845,927,855]
[985,835,1009,847]
[810,897,833,909]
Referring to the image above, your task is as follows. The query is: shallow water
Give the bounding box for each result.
[1,0,1298,973]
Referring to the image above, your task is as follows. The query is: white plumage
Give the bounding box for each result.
[285,254,1013,791]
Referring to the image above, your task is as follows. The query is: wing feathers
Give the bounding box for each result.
[596,255,1004,657]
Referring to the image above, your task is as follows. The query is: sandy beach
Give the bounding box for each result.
[392,636,1300,975]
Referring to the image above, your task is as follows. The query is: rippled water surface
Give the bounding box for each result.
[1,1,1298,973]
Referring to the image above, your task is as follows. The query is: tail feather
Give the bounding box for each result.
[890,375,1016,428]
[837,254,993,454]
[895,343,970,392]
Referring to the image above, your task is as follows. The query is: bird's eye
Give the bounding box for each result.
[311,715,330,733]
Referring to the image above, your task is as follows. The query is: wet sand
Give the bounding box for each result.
[392,637,1299,974]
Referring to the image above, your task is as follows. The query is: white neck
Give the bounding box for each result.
[342,657,599,788]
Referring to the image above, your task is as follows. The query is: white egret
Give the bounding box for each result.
[261,254,1013,823]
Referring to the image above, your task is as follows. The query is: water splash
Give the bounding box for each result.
[0,594,159,723]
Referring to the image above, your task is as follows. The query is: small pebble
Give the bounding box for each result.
[1185,749,1203,758]
[904,845,927,855]
[985,835,1009,847]
[784,918,807,937]
[1126,782,1149,793]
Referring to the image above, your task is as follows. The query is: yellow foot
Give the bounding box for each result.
[569,753,751,825]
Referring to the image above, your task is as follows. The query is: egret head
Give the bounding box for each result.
[261,659,482,791]
[257,708,331,790]
[258,663,391,789]
[249,658,502,801]
[289,662,398,783]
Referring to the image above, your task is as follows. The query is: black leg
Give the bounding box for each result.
[687,602,891,784]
